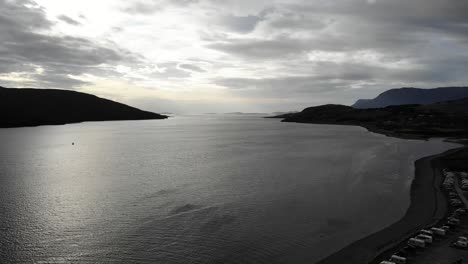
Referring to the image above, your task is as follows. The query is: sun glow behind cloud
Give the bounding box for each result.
[2,0,468,113]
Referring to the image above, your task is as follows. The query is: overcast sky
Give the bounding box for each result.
[1,0,468,113]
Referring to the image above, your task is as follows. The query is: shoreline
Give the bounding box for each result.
[280,118,464,140]
[316,143,466,264]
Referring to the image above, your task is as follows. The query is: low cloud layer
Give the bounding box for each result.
[0,0,142,89]
[1,0,468,113]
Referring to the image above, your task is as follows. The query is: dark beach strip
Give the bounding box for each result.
[316,145,466,264]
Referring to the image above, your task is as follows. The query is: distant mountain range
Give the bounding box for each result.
[0,87,167,128]
[270,98,468,138]
[353,87,468,108]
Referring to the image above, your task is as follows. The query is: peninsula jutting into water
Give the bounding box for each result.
[270,87,468,139]
[0,86,167,128]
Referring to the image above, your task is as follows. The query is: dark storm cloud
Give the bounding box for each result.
[213,76,361,110]
[265,15,326,31]
[207,37,312,59]
[220,15,262,33]
[0,0,51,30]
[288,0,468,53]
[215,76,345,94]
[57,15,82,26]
[202,0,468,103]
[35,71,89,87]
[214,55,468,103]
[215,66,375,91]
[1,32,123,67]
[0,0,139,88]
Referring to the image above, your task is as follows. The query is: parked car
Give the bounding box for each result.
[431,227,446,236]
[420,229,433,236]
[389,255,406,264]
[408,238,425,248]
[452,240,468,249]
[448,219,460,226]
[416,234,433,244]
[395,248,409,258]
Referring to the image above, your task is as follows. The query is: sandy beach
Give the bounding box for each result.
[317,145,466,264]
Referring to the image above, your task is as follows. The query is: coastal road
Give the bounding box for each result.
[454,175,468,209]
[410,172,468,264]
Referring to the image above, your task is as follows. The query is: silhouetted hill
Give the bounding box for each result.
[353,87,468,108]
[421,98,468,114]
[274,98,468,138]
[0,87,168,128]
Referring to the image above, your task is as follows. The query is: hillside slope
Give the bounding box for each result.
[275,98,468,138]
[353,87,468,108]
[0,87,168,128]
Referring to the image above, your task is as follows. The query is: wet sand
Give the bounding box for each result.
[317,146,465,264]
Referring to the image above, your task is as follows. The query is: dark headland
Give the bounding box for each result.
[271,98,468,139]
[353,86,468,109]
[0,86,168,128]
[269,87,468,264]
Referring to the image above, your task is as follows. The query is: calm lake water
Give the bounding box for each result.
[0,115,458,263]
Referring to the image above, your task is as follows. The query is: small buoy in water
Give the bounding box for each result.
[72,142,74,145]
